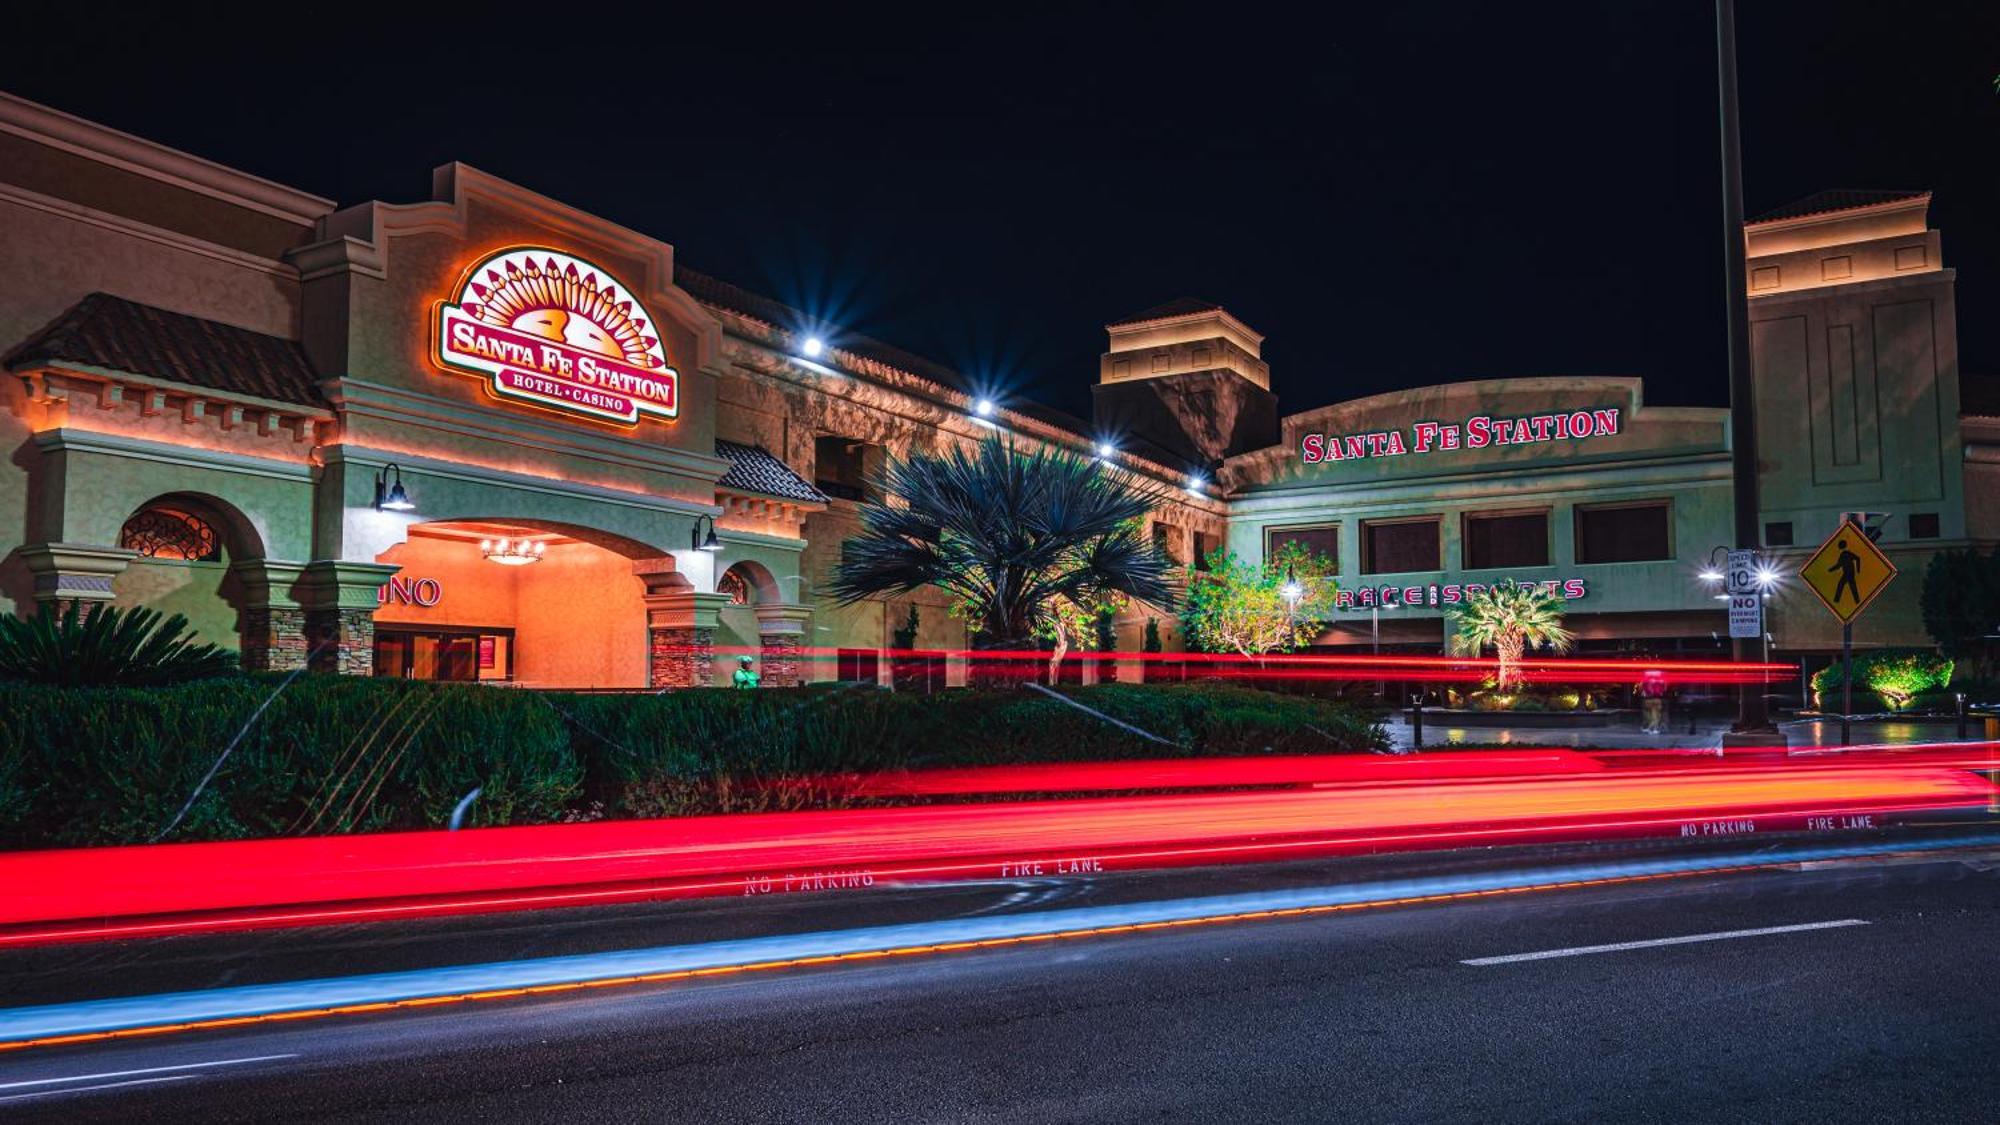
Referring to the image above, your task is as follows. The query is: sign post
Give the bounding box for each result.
[1798,519,1898,747]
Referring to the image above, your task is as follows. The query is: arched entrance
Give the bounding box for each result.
[372,518,682,688]
[715,558,810,687]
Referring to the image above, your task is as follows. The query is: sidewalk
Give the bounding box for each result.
[1385,713,1994,752]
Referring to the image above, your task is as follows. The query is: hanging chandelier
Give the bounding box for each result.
[480,536,545,566]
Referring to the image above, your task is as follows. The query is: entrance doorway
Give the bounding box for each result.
[374,626,515,682]
[373,519,659,689]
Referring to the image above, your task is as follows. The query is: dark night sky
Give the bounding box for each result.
[9,3,1998,422]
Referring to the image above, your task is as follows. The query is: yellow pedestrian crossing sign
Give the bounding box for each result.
[1799,520,1896,624]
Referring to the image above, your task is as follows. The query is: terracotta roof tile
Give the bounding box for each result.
[715,439,828,504]
[1107,298,1223,327]
[4,293,324,408]
[1749,189,1927,225]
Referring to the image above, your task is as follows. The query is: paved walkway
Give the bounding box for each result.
[1385,714,1996,752]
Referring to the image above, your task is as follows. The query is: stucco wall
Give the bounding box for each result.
[112,559,238,653]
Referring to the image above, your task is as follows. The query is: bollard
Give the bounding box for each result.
[1956,692,1968,741]
[1410,692,1424,751]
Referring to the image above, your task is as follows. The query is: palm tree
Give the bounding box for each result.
[1449,580,1574,692]
[828,437,1176,683]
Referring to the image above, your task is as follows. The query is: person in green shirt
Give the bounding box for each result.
[732,654,760,689]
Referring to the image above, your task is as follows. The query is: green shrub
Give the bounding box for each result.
[0,678,1384,848]
[1811,649,1955,712]
[0,676,577,848]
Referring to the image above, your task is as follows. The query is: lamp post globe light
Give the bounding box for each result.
[1280,567,1304,607]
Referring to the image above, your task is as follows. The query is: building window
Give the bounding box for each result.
[1361,518,1440,575]
[1266,525,1339,572]
[1764,521,1794,547]
[814,436,876,502]
[836,648,880,684]
[1191,529,1218,571]
[717,568,752,606]
[1461,511,1549,569]
[1152,521,1183,565]
[1909,513,1940,539]
[118,505,222,562]
[1574,501,1672,563]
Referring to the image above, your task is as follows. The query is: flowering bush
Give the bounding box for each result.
[1811,649,1955,712]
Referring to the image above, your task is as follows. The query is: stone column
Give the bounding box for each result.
[300,560,400,676]
[16,543,137,616]
[637,558,728,689]
[229,560,309,672]
[753,603,813,687]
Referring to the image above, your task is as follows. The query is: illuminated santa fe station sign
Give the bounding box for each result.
[1300,407,1622,462]
[435,247,679,426]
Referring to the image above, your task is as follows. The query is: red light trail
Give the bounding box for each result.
[0,744,1989,948]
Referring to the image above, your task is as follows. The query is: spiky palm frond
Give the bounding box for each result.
[1448,579,1574,689]
[1450,580,1575,653]
[828,437,1176,641]
[0,601,238,687]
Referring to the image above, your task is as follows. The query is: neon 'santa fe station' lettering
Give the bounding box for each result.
[1336,578,1587,610]
[1300,408,1621,462]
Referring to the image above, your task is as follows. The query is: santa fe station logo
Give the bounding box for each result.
[436,247,679,425]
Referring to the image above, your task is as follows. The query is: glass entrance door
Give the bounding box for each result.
[374,628,514,682]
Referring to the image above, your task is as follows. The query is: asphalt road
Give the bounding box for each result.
[3,835,1997,1123]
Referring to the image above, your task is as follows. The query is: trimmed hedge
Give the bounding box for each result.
[0,678,1385,849]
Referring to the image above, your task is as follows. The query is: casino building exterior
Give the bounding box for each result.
[0,92,1992,686]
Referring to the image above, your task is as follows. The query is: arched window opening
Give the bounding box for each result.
[718,567,753,606]
[119,505,223,562]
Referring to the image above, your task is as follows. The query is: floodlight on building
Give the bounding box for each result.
[1185,472,1205,496]
[1698,569,1724,584]
[1095,441,1116,461]
[802,336,824,358]
[372,463,416,512]
[1753,566,1780,590]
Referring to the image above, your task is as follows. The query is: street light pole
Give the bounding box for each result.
[1716,0,1774,737]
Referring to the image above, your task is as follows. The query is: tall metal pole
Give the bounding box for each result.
[1717,0,1772,735]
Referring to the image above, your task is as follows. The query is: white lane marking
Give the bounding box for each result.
[0,1074,195,1103]
[1461,919,1870,965]
[0,1052,297,1090]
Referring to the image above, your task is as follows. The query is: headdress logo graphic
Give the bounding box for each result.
[435,247,679,425]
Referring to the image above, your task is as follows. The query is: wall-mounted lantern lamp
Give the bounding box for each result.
[373,463,415,512]
[692,514,723,553]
